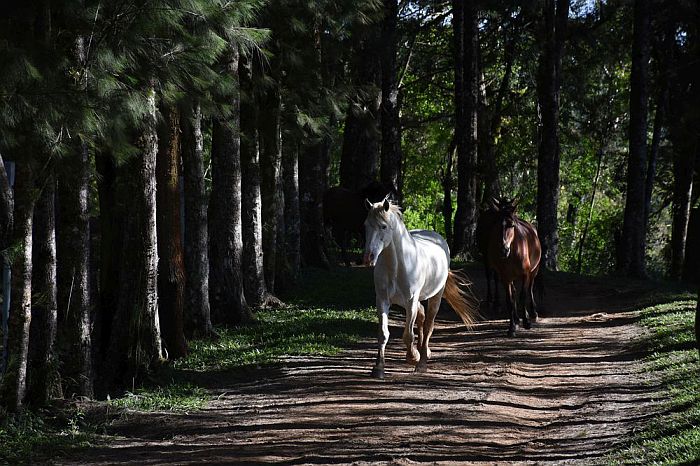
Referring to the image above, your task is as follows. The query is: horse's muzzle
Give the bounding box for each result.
[502,246,511,258]
[363,251,375,266]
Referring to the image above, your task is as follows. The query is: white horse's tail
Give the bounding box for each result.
[444,270,480,327]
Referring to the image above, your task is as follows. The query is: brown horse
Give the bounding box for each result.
[322,181,396,266]
[487,199,541,337]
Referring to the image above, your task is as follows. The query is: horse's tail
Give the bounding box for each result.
[444,269,480,327]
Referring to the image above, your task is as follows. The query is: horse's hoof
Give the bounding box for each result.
[523,320,532,330]
[415,362,428,373]
[371,366,385,379]
[406,348,420,365]
[531,313,539,322]
[507,329,516,338]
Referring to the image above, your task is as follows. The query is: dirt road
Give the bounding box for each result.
[63,272,660,465]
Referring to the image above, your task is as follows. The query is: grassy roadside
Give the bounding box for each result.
[612,293,700,464]
[1,266,376,464]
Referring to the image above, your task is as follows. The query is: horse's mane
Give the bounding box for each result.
[367,202,403,225]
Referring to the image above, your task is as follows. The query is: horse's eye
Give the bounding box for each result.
[381,225,387,230]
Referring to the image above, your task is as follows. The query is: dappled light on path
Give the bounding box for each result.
[61,273,660,465]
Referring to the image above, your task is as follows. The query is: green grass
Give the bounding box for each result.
[177,306,375,372]
[0,408,95,465]
[3,266,378,462]
[612,293,700,464]
[107,382,209,412]
[114,266,377,410]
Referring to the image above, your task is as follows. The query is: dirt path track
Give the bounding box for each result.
[63,274,660,465]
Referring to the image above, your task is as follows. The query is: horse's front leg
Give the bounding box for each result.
[416,294,441,373]
[403,297,420,365]
[506,281,517,337]
[371,298,391,379]
[493,271,500,310]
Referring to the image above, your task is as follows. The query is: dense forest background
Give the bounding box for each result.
[0,0,698,414]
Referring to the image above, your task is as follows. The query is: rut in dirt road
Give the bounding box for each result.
[63,279,660,465]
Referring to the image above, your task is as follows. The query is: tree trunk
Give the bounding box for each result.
[442,138,456,249]
[300,140,330,269]
[340,29,381,192]
[181,102,214,338]
[104,83,163,389]
[27,175,58,405]
[259,59,284,295]
[0,162,35,411]
[209,44,252,325]
[380,0,403,200]
[156,104,188,358]
[95,151,119,367]
[536,0,569,271]
[479,17,517,203]
[0,154,12,250]
[56,139,93,398]
[281,140,301,287]
[452,0,479,256]
[240,54,268,308]
[620,0,650,278]
[643,88,667,232]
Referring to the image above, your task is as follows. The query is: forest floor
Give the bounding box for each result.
[59,266,668,465]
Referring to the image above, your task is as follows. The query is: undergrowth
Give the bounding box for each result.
[612,293,700,464]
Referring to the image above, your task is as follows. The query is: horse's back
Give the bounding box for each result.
[516,219,541,273]
[410,229,450,259]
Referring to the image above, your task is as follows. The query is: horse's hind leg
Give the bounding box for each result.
[416,302,426,349]
[506,281,517,337]
[403,298,421,365]
[520,277,531,329]
[528,273,539,322]
[416,294,441,373]
[371,298,391,379]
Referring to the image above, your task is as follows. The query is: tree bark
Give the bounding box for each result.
[209,44,252,325]
[442,138,456,249]
[620,0,650,278]
[240,53,268,308]
[536,0,569,271]
[156,104,188,358]
[0,162,35,411]
[56,138,93,398]
[380,0,403,201]
[27,175,58,405]
[300,141,330,268]
[0,154,12,251]
[95,151,119,368]
[181,102,214,338]
[452,0,479,256]
[104,83,163,389]
[281,140,301,287]
[258,58,284,295]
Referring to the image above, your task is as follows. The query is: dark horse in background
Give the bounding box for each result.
[323,181,397,266]
[486,198,542,337]
[476,202,501,308]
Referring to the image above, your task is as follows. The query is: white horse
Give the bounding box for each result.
[363,197,477,378]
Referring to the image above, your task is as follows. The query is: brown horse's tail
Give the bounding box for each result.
[443,270,480,327]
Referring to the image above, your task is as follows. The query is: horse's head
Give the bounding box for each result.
[363,196,400,267]
[495,198,519,259]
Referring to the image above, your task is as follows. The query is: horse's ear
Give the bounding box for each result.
[365,198,373,211]
[489,197,500,211]
[512,198,520,211]
[383,198,390,212]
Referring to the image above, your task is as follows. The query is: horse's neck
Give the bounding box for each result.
[385,219,417,273]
